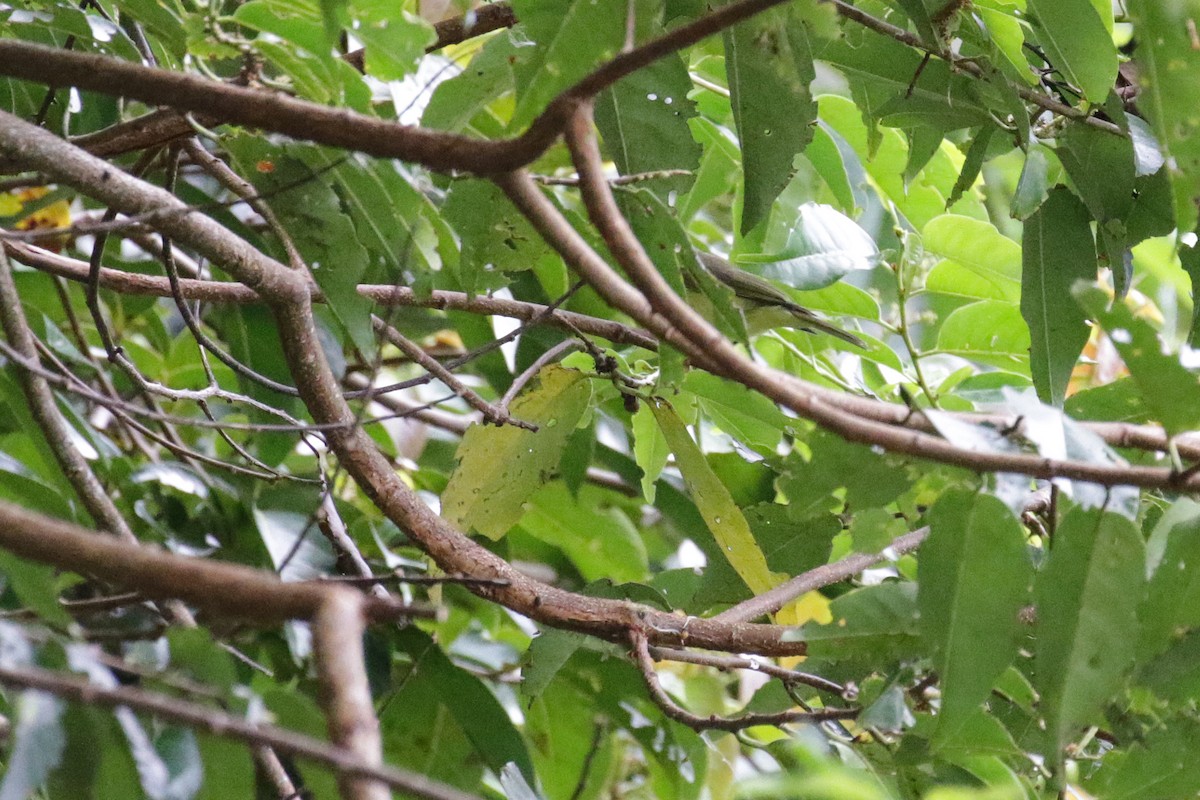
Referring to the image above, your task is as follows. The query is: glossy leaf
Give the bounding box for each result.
[739,202,880,289]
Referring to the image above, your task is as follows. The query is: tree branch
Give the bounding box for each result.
[0,499,430,625]
[0,109,803,657]
[0,662,481,800]
[712,528,930,625]
[630,630,857,732]
[6,240,658,350]
[313,590,388,800]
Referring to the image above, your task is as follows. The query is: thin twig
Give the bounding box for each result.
[499,339,581,410]
[373,317,536,429]
[712,528,929,625]
[629,630,857,732]
[647,645,845,695]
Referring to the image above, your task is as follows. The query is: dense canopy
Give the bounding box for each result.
[0,0,1198,798]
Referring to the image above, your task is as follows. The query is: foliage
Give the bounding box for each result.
[0,0,1197,799]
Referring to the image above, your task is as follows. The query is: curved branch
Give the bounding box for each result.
[630,630,857,732]
[0,662,481,800]
[0,109,802,657]
[503,109,1199,492]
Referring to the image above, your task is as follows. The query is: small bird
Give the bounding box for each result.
[693,252,866,348]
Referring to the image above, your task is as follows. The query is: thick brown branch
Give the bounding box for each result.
[0,499,429,625]
[0,108,802,657]
[314,591,388,800]
[0,40,555,174]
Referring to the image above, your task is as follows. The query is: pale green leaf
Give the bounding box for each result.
[936,300,1030,368]
[922,215,1022,301]
[442,367,593,540]
[651,400,775,594]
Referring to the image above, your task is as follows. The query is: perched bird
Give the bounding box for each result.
[693,252,866,348]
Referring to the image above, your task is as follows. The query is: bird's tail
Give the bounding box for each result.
[783,304,867,349]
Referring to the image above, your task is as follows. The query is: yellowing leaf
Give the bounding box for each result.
[441,366,592,540]
[651,400,775,594]
[777,590,833,626]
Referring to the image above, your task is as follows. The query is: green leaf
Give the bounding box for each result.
[678,117,741,222]
[255,507,336,583]
[650,400,775,594]
[442,366,593,540]
[794,583,921,661]
[779,428,913,517]
[443,179,550,293]
[348,0,433,81]
[1027,0,1118,104]
[509,0,625,130]
[739,202,880,290]
[936,300,1030,369]
[681,371,789,453]
[526,678,614,800]
[1073,282,1200,434]
[393,628,536,783]
[0,548,72,627]
[919,492,1032,744]
[1139,498,1200,660]
[1057,121,1135,294]
[922,215,1022,301]
[519,483,648,583]
[1011,145,1052,220]
[1035,507,1143,757]
[422,34,518,133]
[1022,187,1095,406]
[1125,0,1200,231]
[724,8,817,234]
[946,126,993,208]
[632,404,669,503]
[1087,719,1200,800]
[595,51,701,194]
[224,141,374,353]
